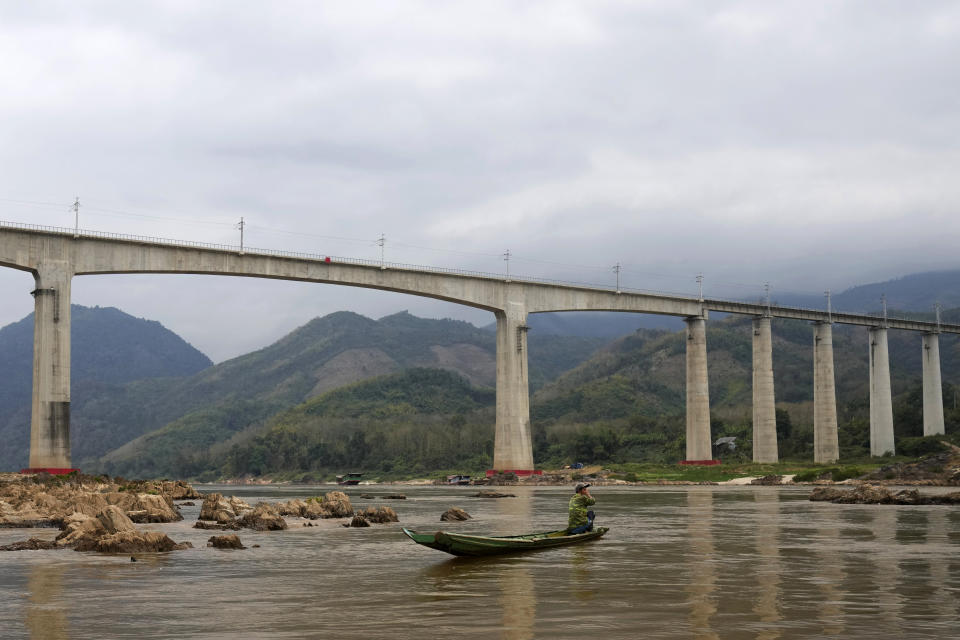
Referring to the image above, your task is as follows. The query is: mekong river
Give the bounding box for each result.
[1,484,958,639]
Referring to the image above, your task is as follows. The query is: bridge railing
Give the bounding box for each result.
[0,219,700,299]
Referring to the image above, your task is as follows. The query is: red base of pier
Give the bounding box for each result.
[19,468,80,475]
[679,460,721,466]
[486,469,544,477]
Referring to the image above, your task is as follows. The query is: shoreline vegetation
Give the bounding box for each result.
[6,439,958,489]
[206,440,960,487]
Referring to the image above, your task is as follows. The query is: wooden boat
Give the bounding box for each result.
[336,473,363,485]
[401,526,608,557]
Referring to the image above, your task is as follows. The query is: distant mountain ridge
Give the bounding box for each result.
[1,309,604,475]
[169,310,960,480]
[489,269,960,340]
[0,305,213,470]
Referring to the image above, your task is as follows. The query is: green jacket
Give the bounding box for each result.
[568,493,596,528]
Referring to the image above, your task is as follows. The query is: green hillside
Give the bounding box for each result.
[88,312,604,476]
[531,314,960,466]
[0,305,212,470]
[129,312,960,481]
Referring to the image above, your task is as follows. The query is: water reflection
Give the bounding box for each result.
[686,490,717,640]
[25,563,69,640]
[816,519,845,636]
[915,509,952,627]
[495,491,536,640]
[874,508,904,636]
[752,490,781,640]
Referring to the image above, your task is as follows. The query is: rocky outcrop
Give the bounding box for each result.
[198,493,251,523]
[316,492,353,518]
[357,506,398,524]
[348,514,370,527]
[55,505,191,553]
[0,538,60,551]
[0,475,185,527]
[237,502,287,531]
[85,531,192,553]
[208,535,246,549]
[193,520,241,531]
[858,451,960,485]
[122,480,202,500]
[810,484,960,505]
[473,491,515,498]
[158,481,202,500]
[273,493,354,519]
[440,507,471,521]
[276,499,309,517]
[102,492,182,523]
[750,475,783,486]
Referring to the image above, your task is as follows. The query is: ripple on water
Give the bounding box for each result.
[1,485,959,639]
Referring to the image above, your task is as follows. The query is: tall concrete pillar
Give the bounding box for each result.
[28,262,74,470]
[813,322,839,463]
[922,333,946,436]
[685,316,712,461]
[869,327,895,456]
[752,316,778,462]
[492,301,534,472]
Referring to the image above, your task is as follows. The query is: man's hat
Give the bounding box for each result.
[574,482,591,492]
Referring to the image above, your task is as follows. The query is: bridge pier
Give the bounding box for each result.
[922,333,945,436]
[813,322,839,463]
[752,317,778,463]
[685,316,713,462]
[869,327,895,456]
[27,262,74,471]
[492,302,534,472]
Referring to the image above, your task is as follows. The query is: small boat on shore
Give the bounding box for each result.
[336,473,363,485]
[402,527,608,557]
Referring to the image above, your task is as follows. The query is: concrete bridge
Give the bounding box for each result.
[2,221,957,472]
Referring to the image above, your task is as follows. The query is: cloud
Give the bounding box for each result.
[1,1,959,359]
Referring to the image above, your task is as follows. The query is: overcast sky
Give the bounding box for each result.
[2,1,959,361]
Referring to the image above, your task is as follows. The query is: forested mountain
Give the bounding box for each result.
[530,312,960,464]
[0,306,212,470]
[133,310,960,481]
[5,267,960,479]
[81,311,605,476]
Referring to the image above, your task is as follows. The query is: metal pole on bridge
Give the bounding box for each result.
[72,197,80,238]
[236,217,245,254]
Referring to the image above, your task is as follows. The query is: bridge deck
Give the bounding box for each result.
[2,220,956,333]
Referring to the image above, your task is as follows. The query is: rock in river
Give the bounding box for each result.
[440,507,471,522]
[810,484,960,505]
[237,502,287,531]
[208,535,246,549]
[473,491,516,498]
[0,538,60,551]
[198,493,251,523]
[348,514,370,527]
[358,506,399,523]
[56,505,191,553]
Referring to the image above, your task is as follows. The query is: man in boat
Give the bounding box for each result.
[567,483,596,534]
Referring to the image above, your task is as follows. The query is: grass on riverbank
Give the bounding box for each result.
[255,460,899,485]
[217,442,953,484]
[602,460,894,483]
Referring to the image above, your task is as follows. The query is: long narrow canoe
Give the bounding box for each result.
[402,526,608,557]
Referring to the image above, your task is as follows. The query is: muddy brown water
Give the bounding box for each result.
[1,484,958,639]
